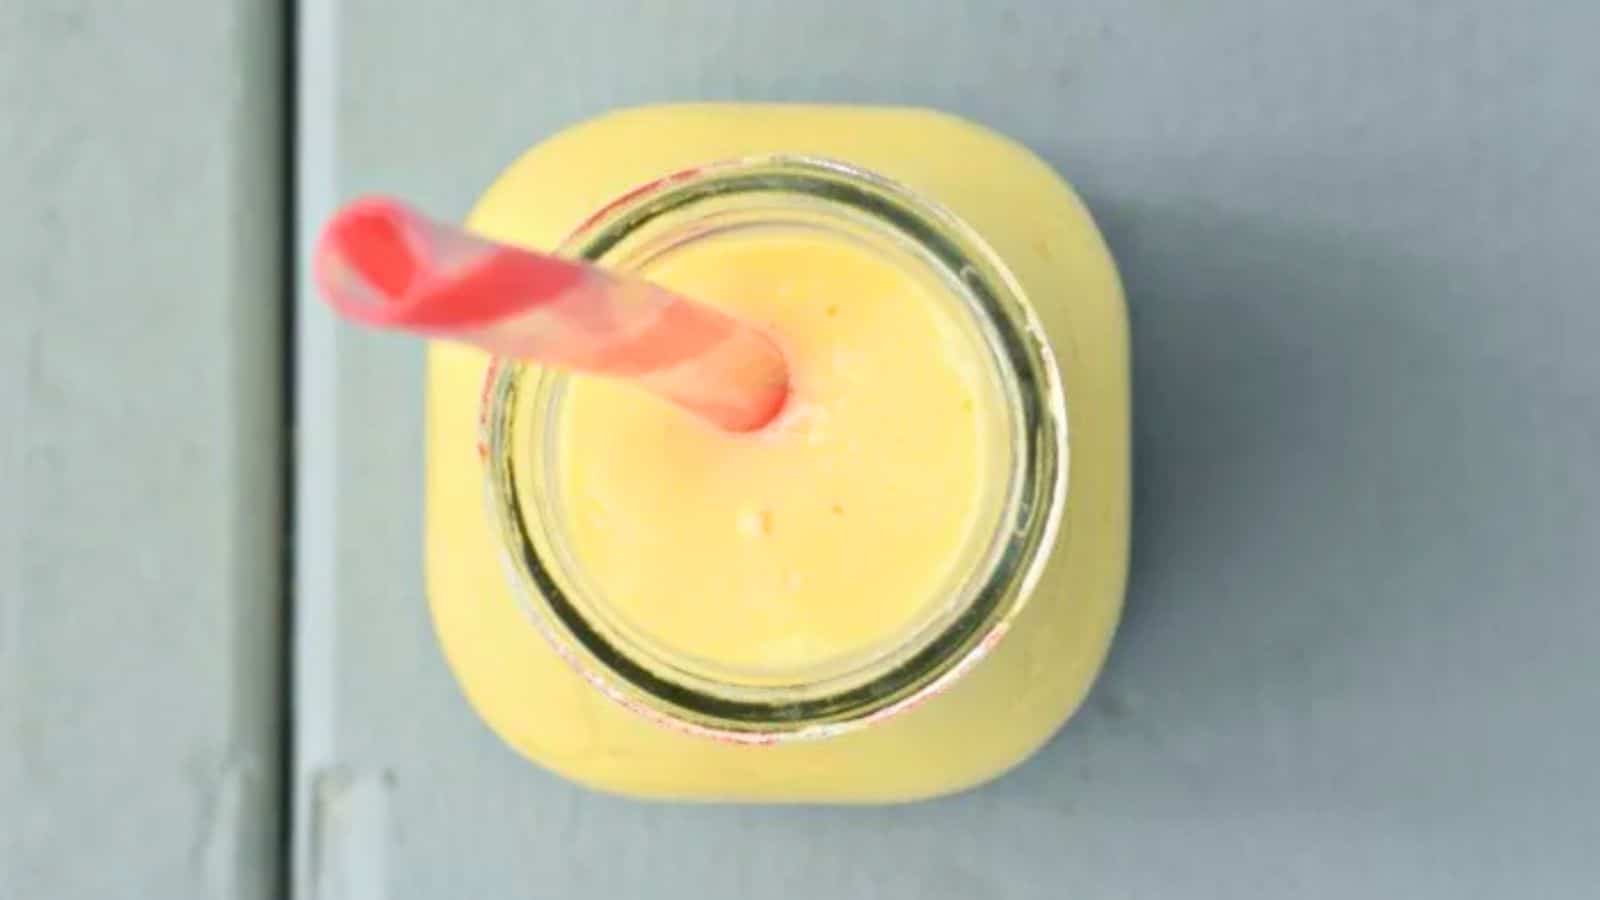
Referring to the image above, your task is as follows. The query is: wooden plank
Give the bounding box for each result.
[0,2,285,898]
[296,1,1600,897]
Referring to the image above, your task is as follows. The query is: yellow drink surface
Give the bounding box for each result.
[561,233,998,676]
[427,105,1130,802]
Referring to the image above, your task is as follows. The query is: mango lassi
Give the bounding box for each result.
[561,231,1004,679]
[427,105,1129,801]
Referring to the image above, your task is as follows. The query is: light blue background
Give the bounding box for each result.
[6,2,1598,897]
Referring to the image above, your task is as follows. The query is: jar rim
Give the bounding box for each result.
[480,155,1069,743]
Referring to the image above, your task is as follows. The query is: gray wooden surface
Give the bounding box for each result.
[323,0,1597,897]
[1,1,285,898]
[23,2,1598,898]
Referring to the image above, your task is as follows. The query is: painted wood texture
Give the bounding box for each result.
[2,2,285,898]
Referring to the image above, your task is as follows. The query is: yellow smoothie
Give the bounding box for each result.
[427,105,1130,801]
[561,232,1002,678]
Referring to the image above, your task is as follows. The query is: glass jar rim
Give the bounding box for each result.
[480,155,1069,743]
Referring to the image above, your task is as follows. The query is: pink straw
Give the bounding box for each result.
[313,196,790,432]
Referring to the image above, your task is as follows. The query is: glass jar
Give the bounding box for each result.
[483,156,1066,742]
[426,105,1129,801]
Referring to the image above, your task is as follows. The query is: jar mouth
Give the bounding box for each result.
[482,156,1068,742]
